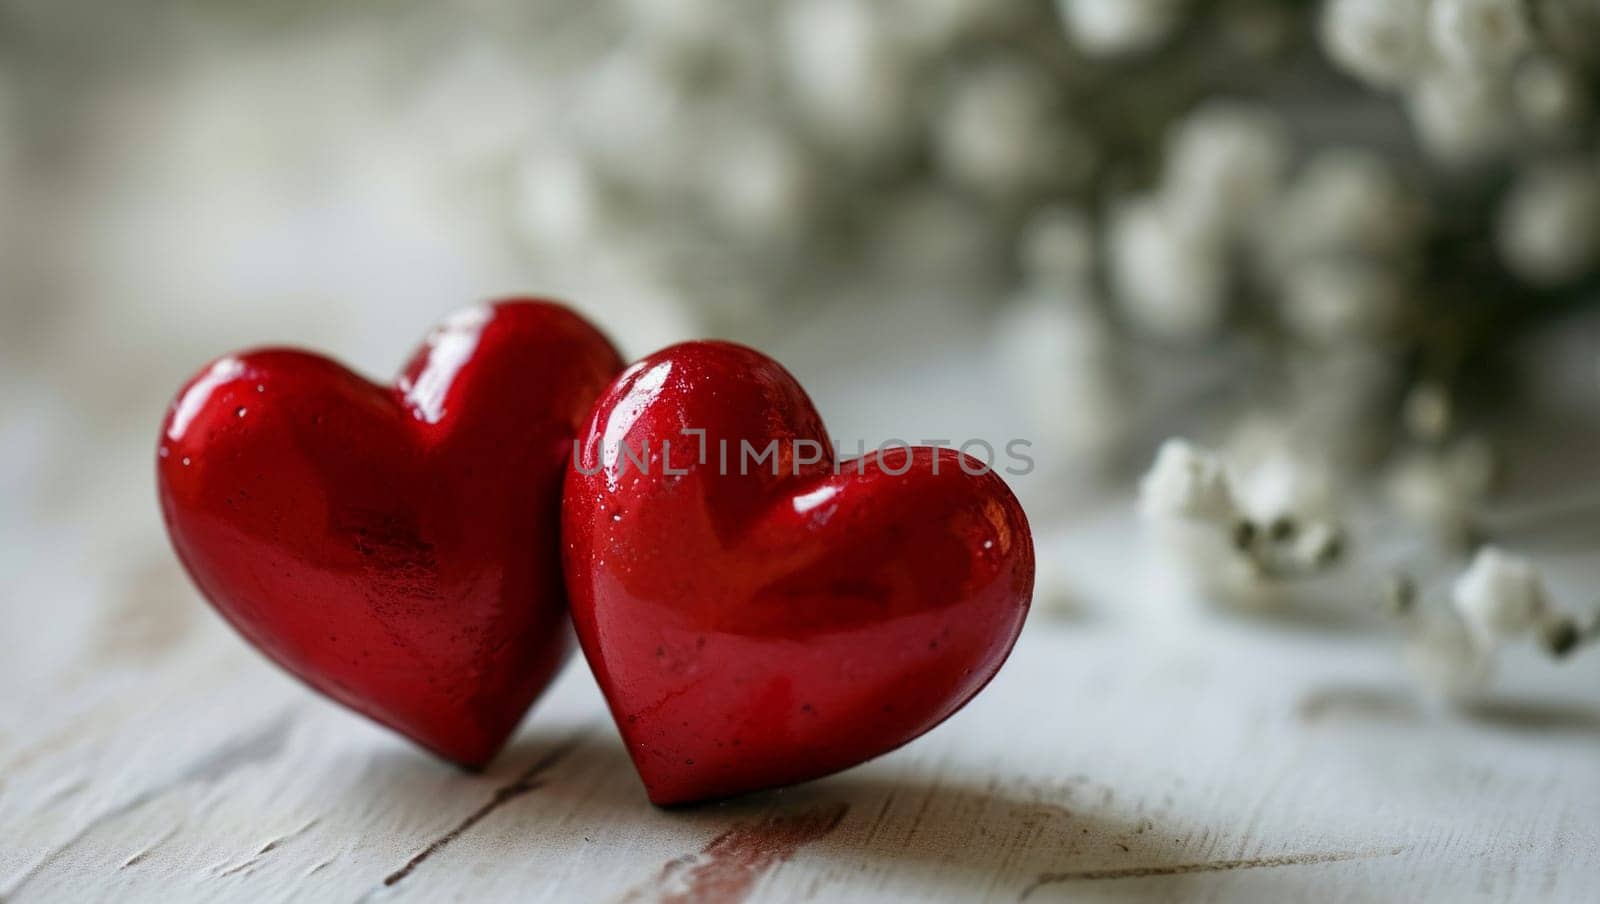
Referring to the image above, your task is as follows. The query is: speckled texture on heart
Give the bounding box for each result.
[563,341,1034,804]
[158,299,623,766]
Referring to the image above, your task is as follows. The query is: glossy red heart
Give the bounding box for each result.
[158,300,622,767]
[563,341,1034,805]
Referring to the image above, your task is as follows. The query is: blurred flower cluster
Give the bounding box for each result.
[497,0,1600,497]
[1139,438,1600,697]
[5,1,1595,474]
[5,0,1598,533]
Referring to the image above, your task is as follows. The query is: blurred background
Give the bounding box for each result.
[4,0,1600,707]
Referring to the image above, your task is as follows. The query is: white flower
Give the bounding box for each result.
[781,0,912,158]
[1057,0,1187,58]
[1514,56,1588,137]
[511,147,607,250]
[1319,0,1430,89]
[1452,547,1549,645]
[1018,206,1096,290]
[1231,447,1340,523]
[1280,258,1406,345]
[933,60,1060,198]
[1405,610,1495,698]
[1408,68,1517,165]
[1140,439,1238,522]
[1163,102,1291,238]
[703,123,815,241]
[1429,0,1533,73]
[1110,195,1228,341]
[1388,438,1497,539]
[1268,149,1421,265]
[1498,159,1600,286]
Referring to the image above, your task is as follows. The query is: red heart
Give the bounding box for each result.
[563,341,1034,805]
[158,300,622,767]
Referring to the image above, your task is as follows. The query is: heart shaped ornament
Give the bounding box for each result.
[563,341,1034,805]
[158,300,623,766]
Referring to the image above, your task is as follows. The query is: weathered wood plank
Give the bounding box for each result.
[3,503,1597,903]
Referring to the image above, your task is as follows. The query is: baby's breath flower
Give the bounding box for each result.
[1280,257,1407,345]
[1110,196,1228,341]
[1514,55,1588,137]
[1428,0,1533,73]
[1452,547,1549,645]
[1140,439,1238,523]
[933,59,1061,198]
[704,123,816,242]
[1320,0,1430,89]
[1267,149,1422,265]
[1231,446,1340,524]
[1388,438,1497,540]
[1056,0,1188,58]
[1408,67,1518,165]
[1163,102,1291,237]
[1498,158,1600,286]
[781,0,911,158]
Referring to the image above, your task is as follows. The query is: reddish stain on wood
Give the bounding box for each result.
[651,804,850,904]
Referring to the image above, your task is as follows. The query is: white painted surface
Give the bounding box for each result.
[2,265,1597,902]
[3,487,1597,902]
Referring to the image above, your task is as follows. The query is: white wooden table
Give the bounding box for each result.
[3,290,1598,903]
[4,484,1597,903]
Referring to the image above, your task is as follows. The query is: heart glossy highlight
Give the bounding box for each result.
[563,341,1034,805]
[158,300,623,766]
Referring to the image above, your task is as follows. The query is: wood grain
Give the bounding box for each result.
[2,497,1597,902]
